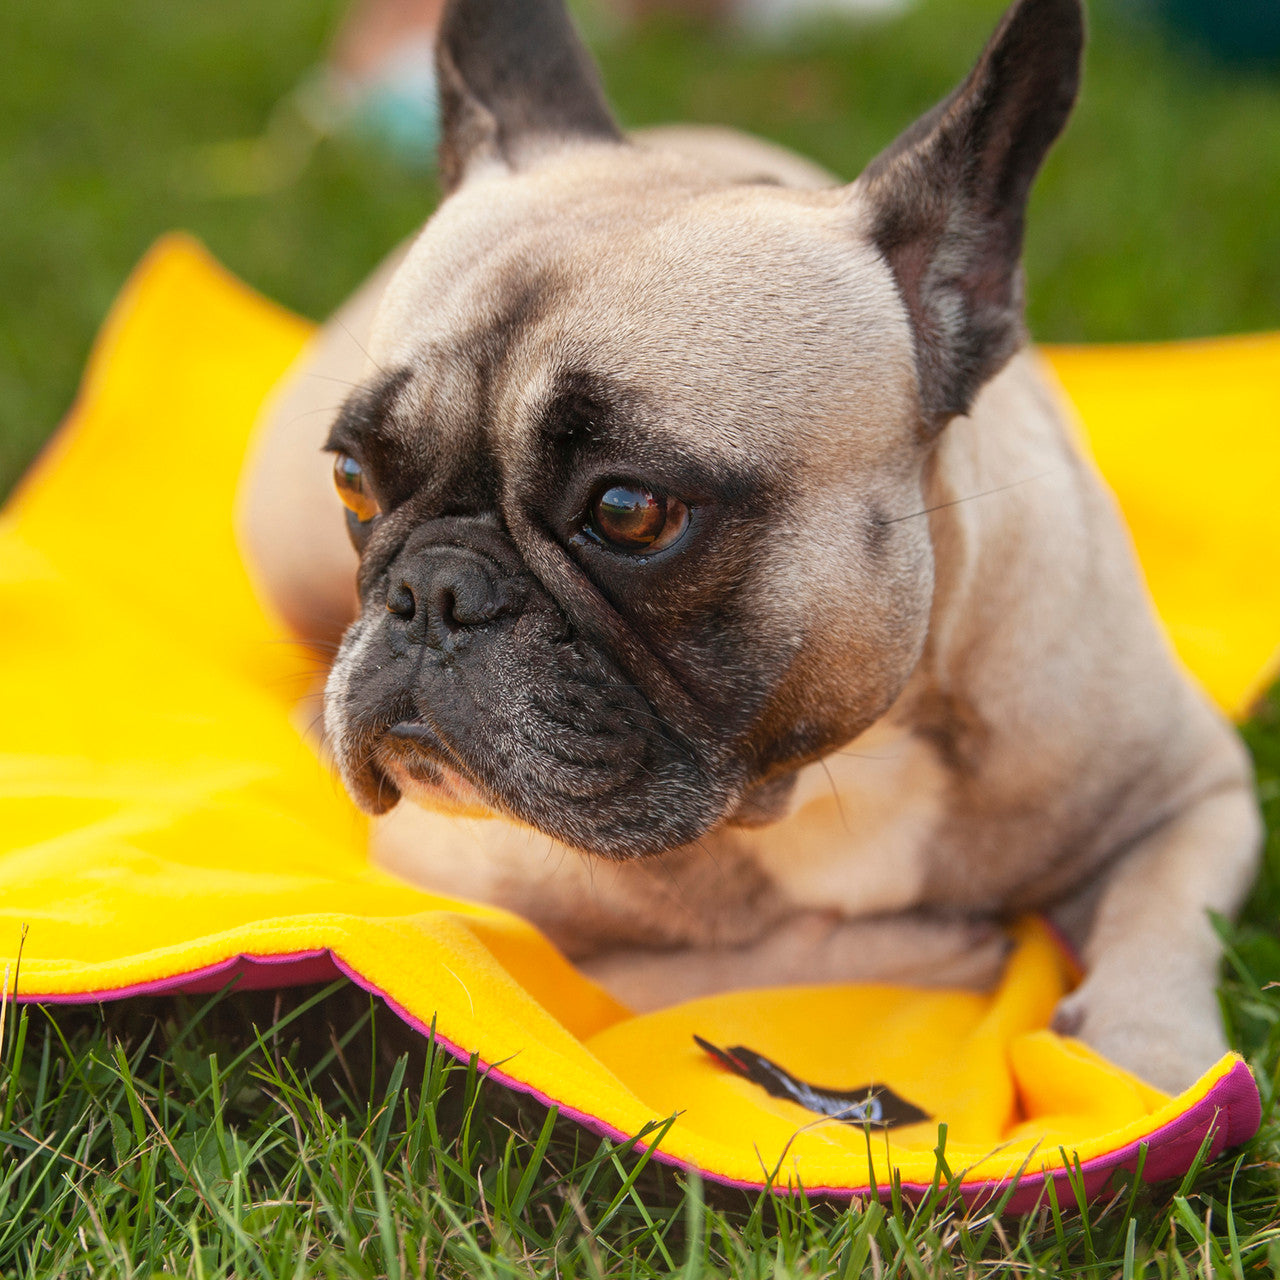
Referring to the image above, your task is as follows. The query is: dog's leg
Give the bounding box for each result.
[578,910,1011,1012]
[1051,771,1261,1095]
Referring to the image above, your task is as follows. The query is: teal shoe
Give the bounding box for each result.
[295,35,441,172]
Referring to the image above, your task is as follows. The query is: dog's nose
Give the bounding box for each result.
[386,547,524,646]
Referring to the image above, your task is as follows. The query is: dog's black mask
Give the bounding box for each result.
[325,507,776,857]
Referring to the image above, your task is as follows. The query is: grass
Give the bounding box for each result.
[1,0,1279,1274]
[2,944,1280,1277]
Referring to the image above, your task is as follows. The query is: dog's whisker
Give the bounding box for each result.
[300,372,367,390]
[818,757,851,837]
[876,469,1059,525]
[334,318,391,378]
[285,405,347,426]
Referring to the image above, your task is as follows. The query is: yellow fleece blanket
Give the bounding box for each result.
[1,237,1275,1207]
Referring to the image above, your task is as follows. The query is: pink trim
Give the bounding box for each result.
[19,948,1262,1209]
[20,951,341,1002]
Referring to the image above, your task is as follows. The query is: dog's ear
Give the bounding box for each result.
[436,0,623,192]
[851,0,1083,432]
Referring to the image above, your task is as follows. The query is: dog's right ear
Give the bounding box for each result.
[436,0,624,192]
[850,0,1083,434]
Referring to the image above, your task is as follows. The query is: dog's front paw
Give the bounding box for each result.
[1051,979,1228,1096]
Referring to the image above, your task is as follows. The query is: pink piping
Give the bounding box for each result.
[24,951,341,1000]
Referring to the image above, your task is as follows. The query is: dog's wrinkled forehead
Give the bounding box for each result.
[361,149,920,484]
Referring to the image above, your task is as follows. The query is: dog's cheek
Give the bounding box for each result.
[743,508,936,774]
[321,618,373,772]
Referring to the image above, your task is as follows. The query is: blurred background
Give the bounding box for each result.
[1,0,1278,500]
[0,0,1276,499]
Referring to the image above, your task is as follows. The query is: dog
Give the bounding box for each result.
[237,0,1261,1094]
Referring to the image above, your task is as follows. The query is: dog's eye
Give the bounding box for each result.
[587,483,689,554]
[333,453,380,524]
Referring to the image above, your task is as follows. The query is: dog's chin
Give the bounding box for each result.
[387,763,495,819]
[374,742,496,820]
[350,719,801,854]
[341,704,753,858]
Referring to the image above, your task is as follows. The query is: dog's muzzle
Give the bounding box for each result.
[382,541,531,657]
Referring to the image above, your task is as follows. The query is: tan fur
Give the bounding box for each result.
[237,115,1259,1094]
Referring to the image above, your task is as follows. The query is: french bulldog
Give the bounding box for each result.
[237,0,1261,1094]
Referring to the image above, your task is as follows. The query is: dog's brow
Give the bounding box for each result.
[324,368,413,455]
[536,368,627,457]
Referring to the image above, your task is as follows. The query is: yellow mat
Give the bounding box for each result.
[1,236,1274,1207]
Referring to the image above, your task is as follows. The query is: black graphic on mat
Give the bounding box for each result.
[694,1035,930,1129]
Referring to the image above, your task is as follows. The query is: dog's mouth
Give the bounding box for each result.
[325,593,744,856]
[375,721,496,818]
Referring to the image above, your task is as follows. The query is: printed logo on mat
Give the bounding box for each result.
[694,1036,930,1129]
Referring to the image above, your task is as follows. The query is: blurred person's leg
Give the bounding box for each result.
[329,0,446,81]
[295,0,445,168]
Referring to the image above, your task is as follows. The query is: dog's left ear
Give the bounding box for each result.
[436,0,624,192]
[852,0,1084,432]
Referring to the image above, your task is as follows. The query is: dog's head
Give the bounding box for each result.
[323,0,1082,856]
